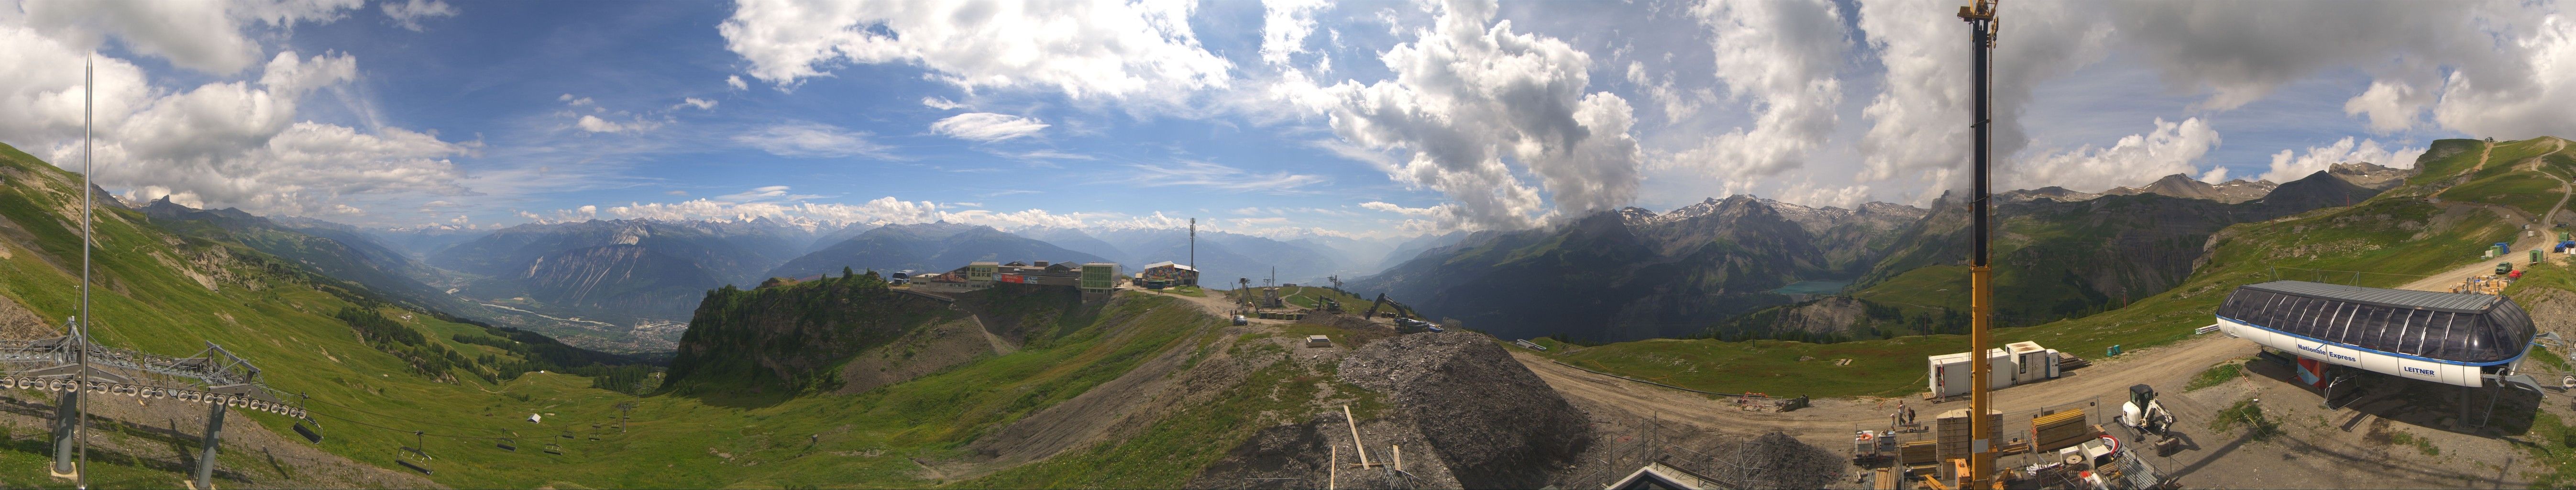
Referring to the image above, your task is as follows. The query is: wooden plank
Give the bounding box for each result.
[1343,405,1371,468]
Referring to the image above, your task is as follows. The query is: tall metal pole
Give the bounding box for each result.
[1188,218,1196,285]
[72,53,97,490]
[1958,2,2000,489]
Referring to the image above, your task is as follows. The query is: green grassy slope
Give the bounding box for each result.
[1545,138,2545,399]
[0,142,1251,488]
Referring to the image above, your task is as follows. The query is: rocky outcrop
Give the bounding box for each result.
[2103,174,2274,204]
[2329,161,2414,189]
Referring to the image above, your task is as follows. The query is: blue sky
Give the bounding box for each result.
[1,0,2570,240]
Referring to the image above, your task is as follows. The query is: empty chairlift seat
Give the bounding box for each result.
[2213,280,2537,387]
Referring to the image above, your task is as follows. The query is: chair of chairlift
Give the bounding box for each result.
[496,437,517,452]
[396,431,434,475]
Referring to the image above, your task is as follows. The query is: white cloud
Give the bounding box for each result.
[2257,137,2426,183]
[0,32,476,219]
[1124,160,1325,193]
[2014,117,2223,192]
[1260,0,1331,67]
[1664,0,1846,180]
[13,0,363,75]
[380,0,457,32]
[732,122,892,158]
[574,114,658,134]
[920,96,963,110]
[718,0,1232,100]
[585,195,1093,231]
[725,75,748,91]
[1283,0,1640,232]
[1625,61,1715,122]
[1854,0,2111,204]
[675,97,717,111]
[928,112,1049,142]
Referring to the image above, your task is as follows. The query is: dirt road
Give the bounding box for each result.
[2397,148,2573,292]
[1515,333,2259,441]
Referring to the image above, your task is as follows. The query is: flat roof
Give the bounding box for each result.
[2239,280,2500,313]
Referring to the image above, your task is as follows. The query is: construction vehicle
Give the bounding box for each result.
[1363,293,1416,320]
[2499,262,2516,275]
[2117,384,2177,449]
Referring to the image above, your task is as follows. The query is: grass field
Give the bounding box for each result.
[2441,172,2564,218]
[0,142,1259,488]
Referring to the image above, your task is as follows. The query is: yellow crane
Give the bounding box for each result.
[1955,1,2001,489]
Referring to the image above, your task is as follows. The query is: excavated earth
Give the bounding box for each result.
[1334,333,1593,489]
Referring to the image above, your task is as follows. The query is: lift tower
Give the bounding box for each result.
[1956,0,2001,489]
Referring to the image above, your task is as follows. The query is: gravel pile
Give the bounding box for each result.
[1338,333,1592,489]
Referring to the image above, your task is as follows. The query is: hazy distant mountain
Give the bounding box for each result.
[369,225,489,259]
[767,223,1110,279]
[1378,232,1468,270]
[430,219,811,324]
[1020,227,1129,264]
[1352,196,1924,342]
[1092,228,1344,286]
[139,198,450,305]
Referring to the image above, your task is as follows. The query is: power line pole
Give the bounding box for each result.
[1956,1,2001,489]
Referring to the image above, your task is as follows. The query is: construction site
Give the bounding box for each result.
[1170,2,2576,489]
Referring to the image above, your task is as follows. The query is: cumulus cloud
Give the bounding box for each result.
[732,122,892,158]
[718,0,1231,100]
[2257,137,2426,183]
[1664,0,1846,180]
[1260,0,1332,67]
[0,27,476,219]
[928,112,1048,142]
[12,0,363,75]
[725,75,748,90]
[1284,0,1640,232]
[1854,0,2110,203]
[674,97,717,111]
[1625,61,1715,122]
[380,0,457,32]
[2106,1,2526,112]
[2013,117,2223,192]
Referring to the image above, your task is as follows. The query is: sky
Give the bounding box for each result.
[0,0,2571,241]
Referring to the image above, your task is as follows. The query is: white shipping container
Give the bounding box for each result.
[1928,348,2015,398]
[2006,342,2058,384]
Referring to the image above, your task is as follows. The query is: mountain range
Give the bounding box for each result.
[1354,161,2412,343]
[765,222,1112,278]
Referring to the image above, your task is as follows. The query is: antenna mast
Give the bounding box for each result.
[1956,1,2000,489]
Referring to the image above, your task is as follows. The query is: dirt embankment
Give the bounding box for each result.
[1337,333,1593,489]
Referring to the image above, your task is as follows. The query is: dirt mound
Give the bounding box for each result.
[1338,333,1592,489]
[1189,421,1332,489]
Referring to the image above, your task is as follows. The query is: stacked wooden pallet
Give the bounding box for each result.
[2031,409,2101,452]
[1935,409,2001,479]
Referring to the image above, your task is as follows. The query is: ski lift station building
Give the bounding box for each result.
[2215,280,2537,387]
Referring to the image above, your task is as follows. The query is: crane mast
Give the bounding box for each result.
[1956,1,2000,489]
